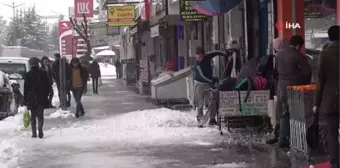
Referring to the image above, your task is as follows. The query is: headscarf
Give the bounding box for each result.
[272,37,289,56]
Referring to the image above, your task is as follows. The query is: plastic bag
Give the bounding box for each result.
[23,110,31,128]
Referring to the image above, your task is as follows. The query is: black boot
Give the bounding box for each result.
[31,120,37,138]
[266,124,280,144]
[37,111,44,139]
[208,118,217,126]
[38,129,44,139]
[278,139,290,148]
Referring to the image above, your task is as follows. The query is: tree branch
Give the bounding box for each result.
[69,15,91,59]
[69,17,86,38]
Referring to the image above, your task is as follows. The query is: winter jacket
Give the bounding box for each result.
[24,66,50,110]
[275,47,312,90]
[40,65,53,86]
[52,59,60,83]
[314,40,339,114]
[194,51,226,83]
[89,61,101,78]
[70,65,87,89]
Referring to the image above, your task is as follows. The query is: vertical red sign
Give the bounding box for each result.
[58,21,73,56]
[72,36,78,57]
[74,0,94,18]
[144,0,150,20]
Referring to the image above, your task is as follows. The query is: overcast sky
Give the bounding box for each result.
[0,0,75,22]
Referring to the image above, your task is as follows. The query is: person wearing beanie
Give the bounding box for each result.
[23,57,50,138]
[313,25,340,168]
[70,57,86,118]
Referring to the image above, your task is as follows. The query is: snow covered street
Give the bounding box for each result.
[0,79,293,168]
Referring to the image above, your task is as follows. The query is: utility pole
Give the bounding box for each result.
[1,2,25,45]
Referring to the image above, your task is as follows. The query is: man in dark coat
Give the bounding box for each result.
[52,53,61,92]
[41,56,54,108]
[24,57,50,139]
[90,60,101,94]
[70,58,87,117]
[313,25,340,168]
[115,60,121,78]
[194,46,228,127]
[275,35,312,148]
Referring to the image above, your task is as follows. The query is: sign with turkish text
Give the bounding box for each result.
[107,27,120,36]
[89,22,107,37]
[74,0,94,18]
[107,5,135,26]
[58,21,74,57]
[139,59,149,82]
[180,0,207,22]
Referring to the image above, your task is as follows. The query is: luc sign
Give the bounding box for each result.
[275,21,301,31]
[74,0,94,18]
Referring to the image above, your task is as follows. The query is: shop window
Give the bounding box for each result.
[305,0,337,51]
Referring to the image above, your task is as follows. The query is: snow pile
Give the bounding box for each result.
[48,109,74,118]
[45,108,219,145]
[0,140,22,168]
[99,63,116,79]
[0,106,27,132]
[0,106,27,168]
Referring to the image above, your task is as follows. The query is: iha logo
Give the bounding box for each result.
[275,21,301,31]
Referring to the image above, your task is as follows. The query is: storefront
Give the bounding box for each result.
[276,0,339,51]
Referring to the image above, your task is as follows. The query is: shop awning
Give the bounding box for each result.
[192,0,242,16]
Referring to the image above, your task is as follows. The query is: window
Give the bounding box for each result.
[305,0,337,50]
[0,63,26,79]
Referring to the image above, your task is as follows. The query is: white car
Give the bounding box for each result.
[0,57,30,94]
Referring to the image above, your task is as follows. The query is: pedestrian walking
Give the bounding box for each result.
[70,58,86,118]
[40,56,55,108]
[313,25,340,168]
[275,35,312,148]
[266,37,289,145]
[52,53,61,102]
[24,57,50,138]
[115,59,121,78]
[80,61,89,94]
[90,59,101,94]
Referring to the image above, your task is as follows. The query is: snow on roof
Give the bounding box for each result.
[93,46,110,50]
[0,57,29,60]
[96,50,115,56]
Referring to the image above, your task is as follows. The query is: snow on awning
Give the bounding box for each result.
[93,46,110,50]
[96,50,116,56]
[192,0,241,16]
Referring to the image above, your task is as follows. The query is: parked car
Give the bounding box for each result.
[0,57,30,119]
[0,57,30,94]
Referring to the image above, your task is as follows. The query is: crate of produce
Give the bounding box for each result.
[218,90,270,117]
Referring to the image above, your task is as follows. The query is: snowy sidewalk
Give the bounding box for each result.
[0,79,293,168]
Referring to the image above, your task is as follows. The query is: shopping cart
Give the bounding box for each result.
[288,85,328,167]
